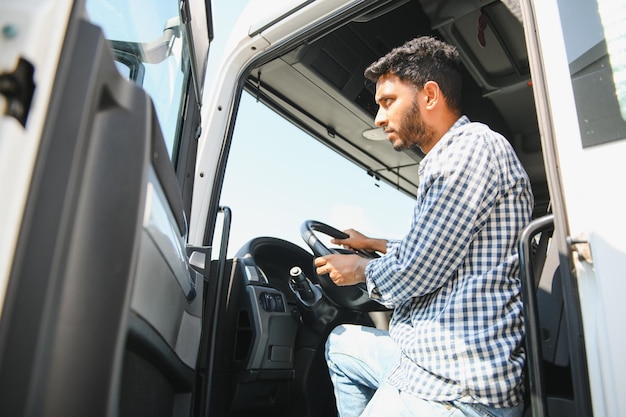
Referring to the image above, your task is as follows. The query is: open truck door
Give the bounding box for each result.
[521,0,626,416]
[0,0,213,415]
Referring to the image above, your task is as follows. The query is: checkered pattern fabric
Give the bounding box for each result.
[365,116,533,407]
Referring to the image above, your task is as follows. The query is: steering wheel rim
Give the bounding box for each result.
[300,220,387,311]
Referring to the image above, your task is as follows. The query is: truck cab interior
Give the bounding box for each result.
[203,0,578,416]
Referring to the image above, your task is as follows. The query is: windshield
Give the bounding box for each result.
[219,91,416,257]
[86,0,189,159]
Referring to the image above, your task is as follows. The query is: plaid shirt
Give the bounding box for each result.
[365,116,533,408]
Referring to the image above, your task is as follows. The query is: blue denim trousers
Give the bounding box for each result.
[325,324,524,417]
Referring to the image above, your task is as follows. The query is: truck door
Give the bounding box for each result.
[524,0,626,415]
[0,0,212,416]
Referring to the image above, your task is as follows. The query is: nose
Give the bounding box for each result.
[374,107,387,128]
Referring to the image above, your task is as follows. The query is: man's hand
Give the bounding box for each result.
[330,229,388,254]
[314,254,370,286]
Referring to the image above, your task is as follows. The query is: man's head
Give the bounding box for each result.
[365,36,462,112]
[365,36,463,153]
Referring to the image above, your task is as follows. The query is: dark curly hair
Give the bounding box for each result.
[364,36,462,112]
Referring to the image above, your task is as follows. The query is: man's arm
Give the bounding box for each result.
[365,133,500,305]
[330,229,388,253]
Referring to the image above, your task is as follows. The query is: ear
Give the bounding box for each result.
[422,81,441,110]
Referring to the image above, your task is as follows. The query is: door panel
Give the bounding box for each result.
[0,15,199,417]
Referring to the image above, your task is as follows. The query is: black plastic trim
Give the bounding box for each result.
[150,110,187,237]
[519,214,554,417]
[126,313,195,391]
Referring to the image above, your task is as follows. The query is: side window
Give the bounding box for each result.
[86,0,191,159]
[557,0,626,147]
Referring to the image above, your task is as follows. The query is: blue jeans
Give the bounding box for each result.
[325,324,524,417]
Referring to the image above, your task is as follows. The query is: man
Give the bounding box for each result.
[314,36,533,417]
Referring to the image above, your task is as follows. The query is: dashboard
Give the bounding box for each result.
[234,236,318,306]
[212,235,376,414]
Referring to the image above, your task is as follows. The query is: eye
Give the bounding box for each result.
[380,97,393,108]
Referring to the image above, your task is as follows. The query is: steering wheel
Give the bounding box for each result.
[300,220,387,311]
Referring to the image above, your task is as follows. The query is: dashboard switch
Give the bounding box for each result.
[259,292,285,312]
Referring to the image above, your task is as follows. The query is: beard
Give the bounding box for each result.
[392,99,436,152]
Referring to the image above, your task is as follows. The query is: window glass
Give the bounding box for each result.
[86,0,189,158]
[218,91,415,258]
[598,1,626,121]
[557,0,626,147]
